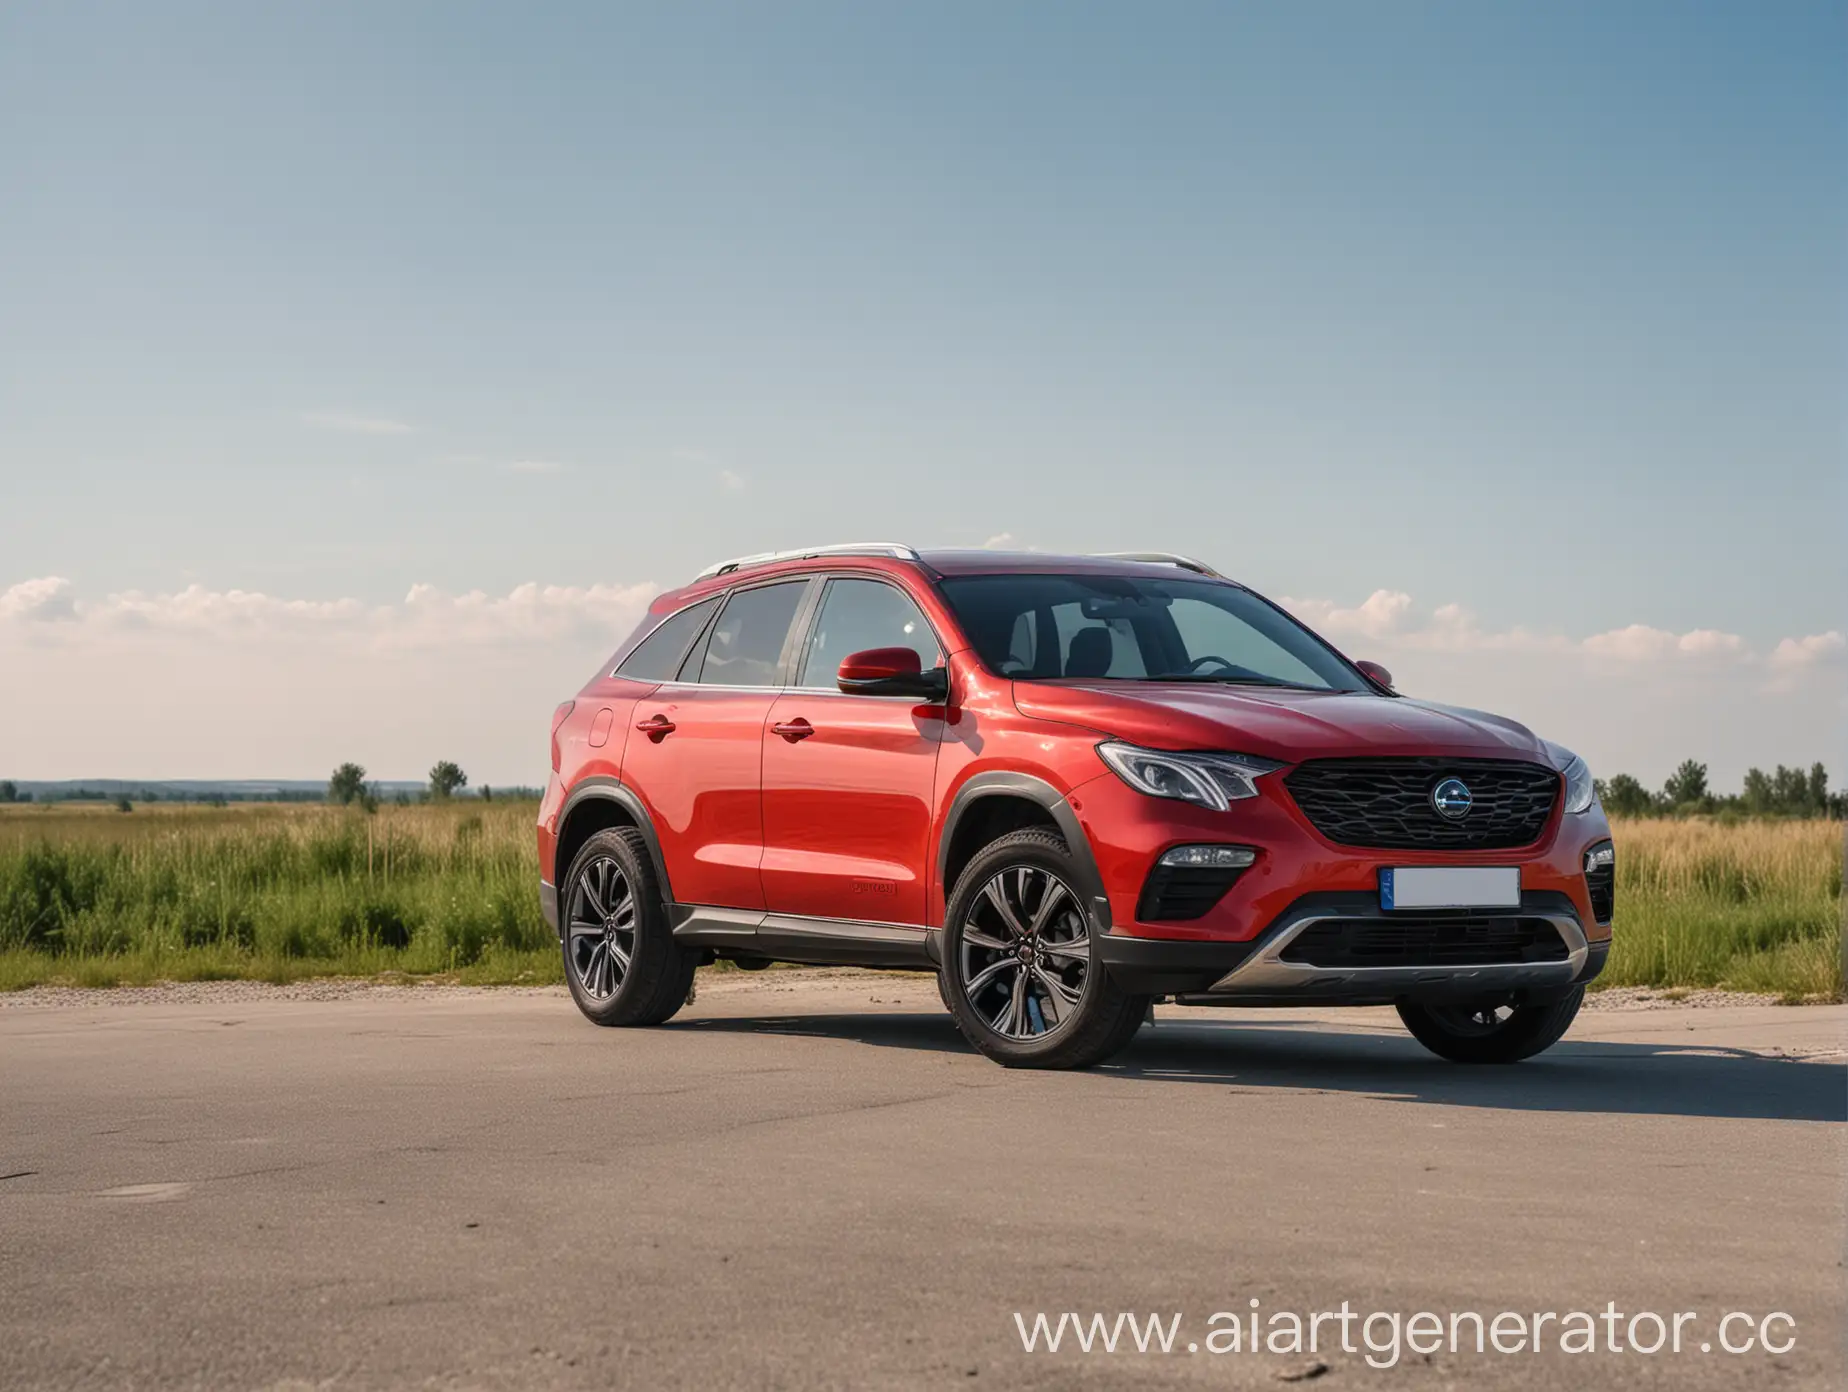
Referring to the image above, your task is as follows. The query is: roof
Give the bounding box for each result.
[652,545,1234,613]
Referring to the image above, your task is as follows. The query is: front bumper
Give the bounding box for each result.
[1098,891,1609,1004]
[1068,767,1615,946]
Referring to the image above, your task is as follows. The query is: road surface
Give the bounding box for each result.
[2,974,1841,1388]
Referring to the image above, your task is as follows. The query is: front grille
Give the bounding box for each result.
[1586,866,1614,924]
[1282,917,1569,969]
[1284,757,1559,850]
[1137,865,1246,922]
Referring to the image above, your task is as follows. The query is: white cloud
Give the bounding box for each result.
[301,411,415,435]
[982,532,1017,550]
[1275,591,1821,679]
[1769,631,1846,671]
[0,577,663,784]
[506,459,567,475]
[0,577,656,650]
[0,575,78,622]
[394,582,658,647]
[1279,589,1413,641]
[1580,624,1749,663]
[1,578,1836,788]
[718,468,747,492]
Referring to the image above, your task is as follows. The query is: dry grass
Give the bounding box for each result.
[1604,818,1842,999]
[0,800,561,990]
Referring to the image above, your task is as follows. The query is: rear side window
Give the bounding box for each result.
[682,581,808,687]
[615,598,719,681]
[797,579,940,686]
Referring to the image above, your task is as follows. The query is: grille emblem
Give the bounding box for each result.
[1431,777,1473,820]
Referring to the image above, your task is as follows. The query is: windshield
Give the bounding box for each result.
[936,574,1369,692]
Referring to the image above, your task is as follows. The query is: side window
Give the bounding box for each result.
[615,597,720,681]
[682,581,808,687]
[798,579,940,686]
[1050,603,1147,678]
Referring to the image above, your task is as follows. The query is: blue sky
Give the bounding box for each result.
[1,2,1841,786]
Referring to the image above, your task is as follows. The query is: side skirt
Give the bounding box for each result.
[669,905,936,970]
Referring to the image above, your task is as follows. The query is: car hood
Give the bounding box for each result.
[1011,681,1549,764]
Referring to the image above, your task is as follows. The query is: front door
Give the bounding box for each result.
[761,576,946,926]
[620,578,812,910]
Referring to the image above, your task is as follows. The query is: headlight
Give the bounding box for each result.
[1096,742,1283,812]
[1543,740,1597,815]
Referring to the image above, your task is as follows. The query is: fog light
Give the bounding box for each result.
[1158,845,1257,869]
[1584,843,1615,873]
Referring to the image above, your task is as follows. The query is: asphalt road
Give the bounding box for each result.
[2,974,1842,1390]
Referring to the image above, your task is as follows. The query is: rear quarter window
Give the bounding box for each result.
[615,598,719,681]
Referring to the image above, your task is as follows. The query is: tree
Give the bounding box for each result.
[1662,759,1709,810]
[478,784,493,803]
[114,796,133,813]
[1741,767,1773,814]
[328,762,369,806]
[1601,773,1656,819]
[428,761,468,800]
[0,780,15,804]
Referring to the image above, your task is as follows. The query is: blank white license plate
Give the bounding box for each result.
[1380,866,1520,911]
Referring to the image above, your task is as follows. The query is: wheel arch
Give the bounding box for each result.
[555,779,674,933]
[935,772,1112,932]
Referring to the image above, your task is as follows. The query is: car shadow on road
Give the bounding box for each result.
[676,1011,1847,1123]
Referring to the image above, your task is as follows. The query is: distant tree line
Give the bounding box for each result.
[27,761,1833,820]
[324,763,541,811]
[0,775,539,808]
[1596,761,1844,820]
[0,781,305,806]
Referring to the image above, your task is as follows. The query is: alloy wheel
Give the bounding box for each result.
[567,854,635,1000]
[958,865,1090,1040]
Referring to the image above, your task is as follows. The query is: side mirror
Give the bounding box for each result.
[838,648,949,701]
[1355,659,1394,690]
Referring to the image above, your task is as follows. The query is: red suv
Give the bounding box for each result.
[538,546,1613,1069]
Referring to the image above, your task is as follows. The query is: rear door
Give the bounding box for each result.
[621,578,813,910]
[761,576,947,926]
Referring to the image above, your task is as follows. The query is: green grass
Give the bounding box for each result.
[0,801,564,989]
[1600,818,1842,1000]
[0,803,1840,999]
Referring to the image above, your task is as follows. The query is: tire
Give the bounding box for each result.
[939,827,1148,1069]
[1396,988,1584,1064]
[560,827,698,1027]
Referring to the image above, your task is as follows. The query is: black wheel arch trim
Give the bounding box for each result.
[935,771,1112,932]
[555,777,675,923]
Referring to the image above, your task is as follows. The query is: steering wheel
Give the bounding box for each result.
[1186,655,1238,675]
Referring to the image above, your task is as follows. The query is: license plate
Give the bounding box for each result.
[1380,866,1520,911]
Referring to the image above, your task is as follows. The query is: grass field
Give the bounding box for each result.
[0,801,560,991]
[0,802,1840,998]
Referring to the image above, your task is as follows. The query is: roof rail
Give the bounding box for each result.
[1095,551,1224,579]
[694,542,922,581]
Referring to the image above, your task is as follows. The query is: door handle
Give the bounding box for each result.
[771,718,814,742]
[636,714,676,741]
